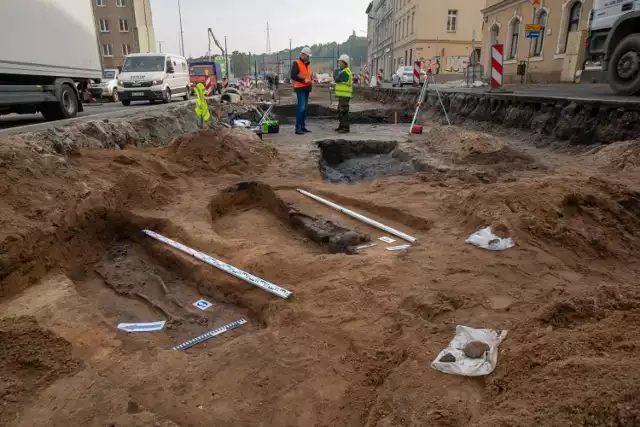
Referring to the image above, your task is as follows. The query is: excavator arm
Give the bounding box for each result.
[207,28,225,59]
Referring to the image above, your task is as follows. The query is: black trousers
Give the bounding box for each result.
[337,97,350,130]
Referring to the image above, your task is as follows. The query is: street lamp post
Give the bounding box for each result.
[224,36,229,77]
[177,0,184,56]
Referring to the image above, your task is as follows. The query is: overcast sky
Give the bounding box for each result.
[151,0,370,57]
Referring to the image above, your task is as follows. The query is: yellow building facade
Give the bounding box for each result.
[481,0,592,83]
[392,0,485,75]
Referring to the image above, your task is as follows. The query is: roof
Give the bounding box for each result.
[125,52,182,58]
[365,1,373,14]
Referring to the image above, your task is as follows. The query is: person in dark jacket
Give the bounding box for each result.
[290,47,313,135]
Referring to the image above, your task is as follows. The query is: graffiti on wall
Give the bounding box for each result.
[444,56,469,73]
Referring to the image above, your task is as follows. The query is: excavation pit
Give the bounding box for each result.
[210,182,371,254]
[317,139,422,183]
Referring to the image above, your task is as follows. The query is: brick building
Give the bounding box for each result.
[92,0,156,69]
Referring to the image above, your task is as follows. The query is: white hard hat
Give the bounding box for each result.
[339,54,350,64]
[301,46,312,57]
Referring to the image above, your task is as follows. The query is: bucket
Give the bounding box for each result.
[411,124,423,134]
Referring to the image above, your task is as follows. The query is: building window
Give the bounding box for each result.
[508,19,520,59]
[533,11,547,56]
[99,19,109,32]
[561,2,582,53]
[102,44,113,57]
[411,12,415,34]
[122,44,132,56]
[409,48,412,64]
[116,0,126,6]
[568,2,582,32]
[447,10,458,32]
[119,19,129,32]
[96,0,106,6]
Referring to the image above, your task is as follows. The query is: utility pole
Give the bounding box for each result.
[526,0,539,85]
[254,59,258,88]
[289,38,292,73]
[266,23,272,53]
[224,36,229,77]
[157,41,163,53]
[177,0,184,56]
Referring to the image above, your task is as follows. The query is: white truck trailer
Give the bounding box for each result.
[0,0,103,120]
[586,0,640,95]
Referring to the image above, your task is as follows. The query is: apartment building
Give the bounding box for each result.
[93,0,156,69]
[366,0,394,80]
[392,0,484,75]
[481,0,592,83]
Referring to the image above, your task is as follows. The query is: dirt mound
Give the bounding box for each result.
[9,103,220,155]
[540,286,640,328]
[452,176,640,259]
[0,316,82,424]
[590,140,640,171]
[481,285,640,426]
[425,127,537,167]
[164,128,277,175]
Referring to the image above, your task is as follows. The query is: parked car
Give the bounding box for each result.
[118,53,190,105]
[91,69,120,102]
[391,66,426,87]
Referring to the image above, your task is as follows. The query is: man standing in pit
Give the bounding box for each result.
[290,47,313,135]
[333,54,353,133]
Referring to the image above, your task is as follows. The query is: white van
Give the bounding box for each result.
[118,53,190,105]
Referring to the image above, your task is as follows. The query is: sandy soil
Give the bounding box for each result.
[1,104,640,427]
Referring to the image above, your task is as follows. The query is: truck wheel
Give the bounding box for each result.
[183,86,190,101]
[110,88,119,102]
[121,100,131,106]
[41,83,78,120]
[608,34,640,96]
[162,87,171,104]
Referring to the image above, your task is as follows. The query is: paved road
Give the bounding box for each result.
[0,99,189,136]
[379,82,640,104]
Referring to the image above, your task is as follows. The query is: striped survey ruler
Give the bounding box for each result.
[172,319,247,352]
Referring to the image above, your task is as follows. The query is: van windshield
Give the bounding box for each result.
[122,56,165,72]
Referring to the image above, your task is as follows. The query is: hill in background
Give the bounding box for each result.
[192,32,367,77]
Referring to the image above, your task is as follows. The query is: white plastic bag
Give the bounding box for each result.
[465,226,514,251]
[431,325,508,376]
[232,119,251,128]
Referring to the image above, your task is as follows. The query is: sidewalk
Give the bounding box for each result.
[429,82,639,104]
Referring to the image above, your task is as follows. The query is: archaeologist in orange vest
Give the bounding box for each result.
[290,47,313,135]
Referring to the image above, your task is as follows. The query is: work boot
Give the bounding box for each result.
[337,127,350,133]
[295,129,305,135]
[302,128,311,133]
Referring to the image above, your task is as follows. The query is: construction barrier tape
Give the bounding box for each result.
[142,230,292,299]
[172,319,247,351]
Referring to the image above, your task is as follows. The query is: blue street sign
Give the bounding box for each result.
[525,31,541,38]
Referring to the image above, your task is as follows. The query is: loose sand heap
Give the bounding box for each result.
[1,112,640,427]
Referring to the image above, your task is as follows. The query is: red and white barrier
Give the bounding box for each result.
[413,61,422,87]
[363,67,370,85]
[376,69,383,87]
[204,76,213,96]
[222,76,229,89]
[491,44,503,89]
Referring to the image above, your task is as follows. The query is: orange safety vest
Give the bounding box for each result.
[293,59,312,89]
